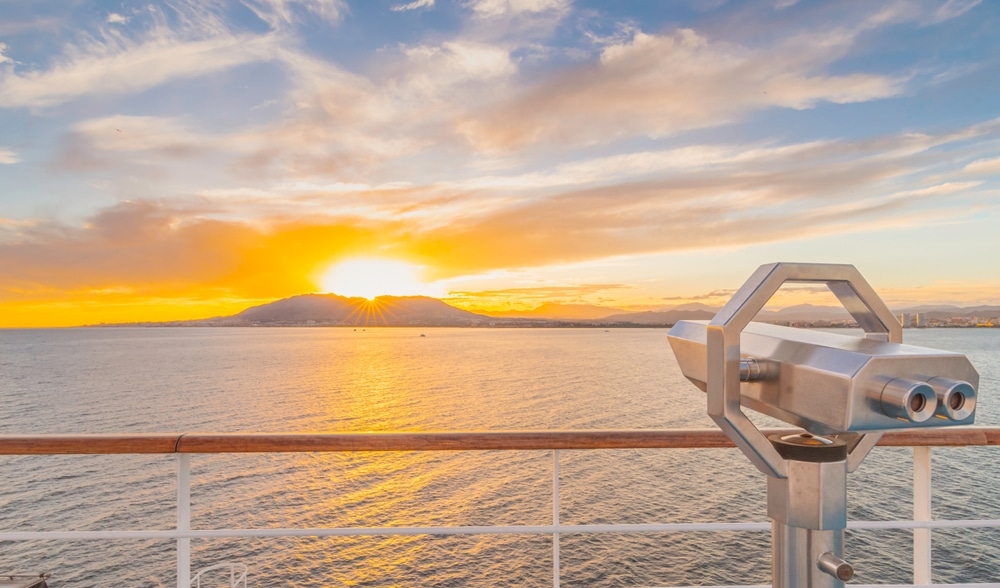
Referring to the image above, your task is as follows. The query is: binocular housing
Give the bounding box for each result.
[668,320,978,435]
[668,263,981,587]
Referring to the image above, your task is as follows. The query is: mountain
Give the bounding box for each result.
[101,294,1000,328]
[662,302,719,312]
[758,304,851,322]
[598,304,850,325]
[488,302,627,320]
[597,309,716,325]
[210,294,491,326]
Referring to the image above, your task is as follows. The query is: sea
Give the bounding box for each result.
[1,327,998,586]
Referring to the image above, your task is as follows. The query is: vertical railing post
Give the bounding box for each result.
[178,454,192,588]
[553,449,561,588]
[913,446,932,585]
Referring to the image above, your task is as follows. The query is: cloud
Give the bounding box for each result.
[455,27,904,151]
[0,200,367,301]
[73,115,208,153]
[467,0,569,19]
[2,113,994,311]
[448,283,626,300]
[52,114,231,175]
[19,1,922,190]
[44,112,997,270]
[241,0,348,27]
[928,0,982,23]
[964,156,1000,175]
[107,12,130,24]
[196,39,519,180]
[0,5,280,109]
[879,280,1000,307]
[0,41,11,64]
[402,41,516,83]
[392,0,435,12]
[661,289,737,302]
[0,147,20,164]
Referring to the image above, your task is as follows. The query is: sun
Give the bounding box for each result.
[318,258,441,299]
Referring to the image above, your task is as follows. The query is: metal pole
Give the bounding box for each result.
[553,449,561,588]
[177,454,191,588]
[913,446,932,585]
[768,433,852,588]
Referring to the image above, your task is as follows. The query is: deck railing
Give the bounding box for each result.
[3,428,1000,588]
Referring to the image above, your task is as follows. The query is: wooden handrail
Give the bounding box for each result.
[1,427,999,455]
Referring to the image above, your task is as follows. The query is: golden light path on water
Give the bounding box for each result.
[0,328,998,585]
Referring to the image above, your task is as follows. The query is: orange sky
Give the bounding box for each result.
[2,1,999,327]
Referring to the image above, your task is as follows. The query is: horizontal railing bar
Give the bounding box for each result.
[0,523,766,541]
[849,519,1000,530]
[2,427,1000,455]
[657,585,1000,588]
[5,519,1000,541]
[849,585,1000,588]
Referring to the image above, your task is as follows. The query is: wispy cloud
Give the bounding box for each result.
[660,289,737,302]
[0,147,20,164]
[964,156,1000,174]
[11,116,992,302]
[241,0,348,27]
[2,0,998,321]
[392,0,435,12]
[928,0,982,23]
[0,4,280,109]
[456,27,904,151]
[448,283,626,300]
[466,0,569,19]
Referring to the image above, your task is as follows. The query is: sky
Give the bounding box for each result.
[1,0,999,326]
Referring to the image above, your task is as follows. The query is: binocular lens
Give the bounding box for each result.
[880,379,937,423]
[927,377,976,421]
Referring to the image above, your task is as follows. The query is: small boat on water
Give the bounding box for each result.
[0,575,49,588]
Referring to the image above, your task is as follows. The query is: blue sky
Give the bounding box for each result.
[1,0,999,324]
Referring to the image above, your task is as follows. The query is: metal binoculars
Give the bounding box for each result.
[667,262,979,588]
[667,262,977,441]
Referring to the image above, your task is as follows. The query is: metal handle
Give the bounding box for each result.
[706,263,898,478]
[817,552,854,582]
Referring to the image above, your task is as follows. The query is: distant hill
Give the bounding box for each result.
[595,304,850,325]
[596,303,1000,326]
[758,304,851,322]
[97,294,1000,328]
[664,302,719,312]
[898,305,1000,316]
[199,294,491,326]
[597,309,716,324]
[488,302,627,320]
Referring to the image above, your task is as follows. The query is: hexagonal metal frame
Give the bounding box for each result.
[706,263,901,478]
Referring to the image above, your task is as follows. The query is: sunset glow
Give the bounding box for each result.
[318,259,439,300]
[1,1,999,326]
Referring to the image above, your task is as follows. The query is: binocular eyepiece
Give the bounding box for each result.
[878,376,976,424]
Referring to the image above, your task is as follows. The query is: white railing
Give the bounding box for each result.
[2,429,999,588]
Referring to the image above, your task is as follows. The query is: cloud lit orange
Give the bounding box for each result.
[0,1,998,326]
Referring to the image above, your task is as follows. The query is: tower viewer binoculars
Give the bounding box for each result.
[669,319,977,434]
[668,262,977,437]
[667,262,980,588]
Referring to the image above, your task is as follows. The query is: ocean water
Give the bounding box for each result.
[0,327,998,586]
